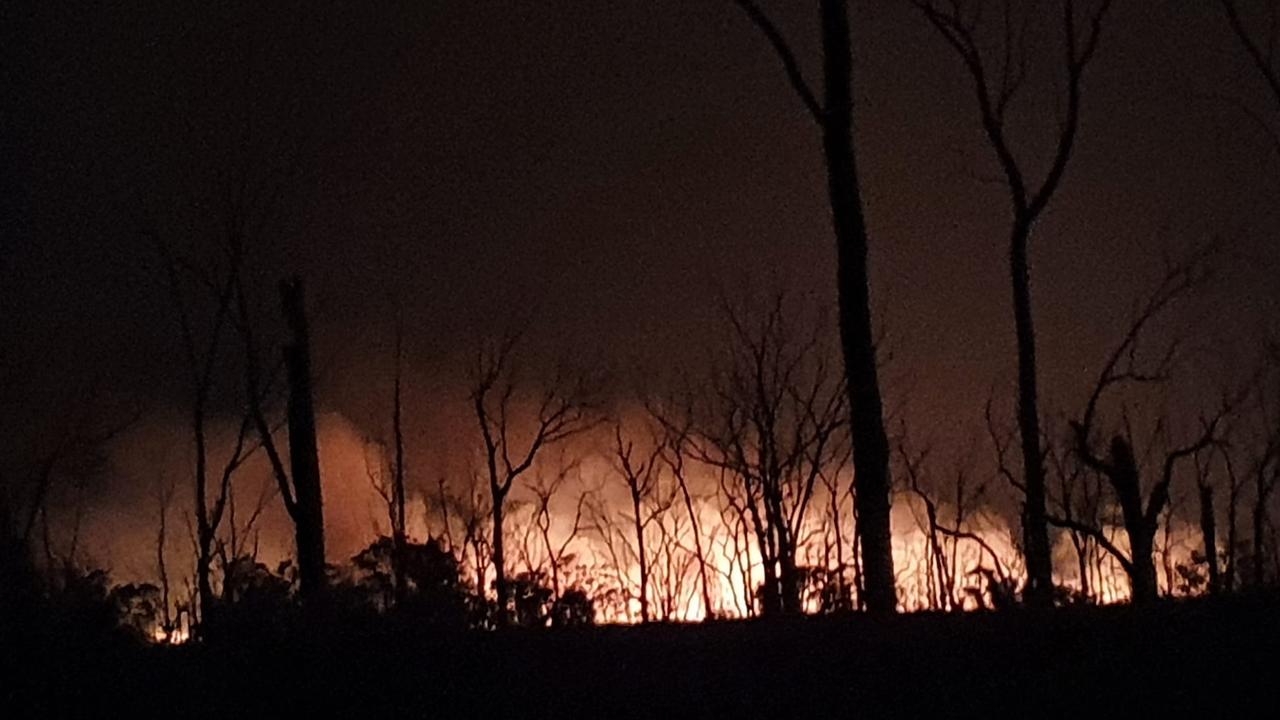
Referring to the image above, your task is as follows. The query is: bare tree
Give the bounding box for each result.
[1051,249,1228,605]
[653,413,717,619]
[1193,452,1222,594]
[1046,430,1106,602]
[364,314,410,605]
[731,0,896,613]
[915,0,1115,607]
[157,238,270,624]
[240,275,328,603]
[469,330,598,626]
[524,458,588,602]
[612,422,663,623]
[683,295,847,615]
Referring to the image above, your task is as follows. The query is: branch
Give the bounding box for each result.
[1047,513,1133,573]
[1222,0,1280,115]
[732,0,824,123]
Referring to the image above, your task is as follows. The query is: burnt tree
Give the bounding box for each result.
[1051,249,1226,605]
[732,0,896,613]
[470,331,597,627]
[241,275,328,603]
[915,0,1114,606]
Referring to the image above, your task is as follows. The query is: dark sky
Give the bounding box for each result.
[6,0,1278,481]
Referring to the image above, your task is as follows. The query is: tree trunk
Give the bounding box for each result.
[778,543,801,614]
[1010,226,1054,608]
[280,276,326,603]
[1253,485,1267,587]
[819,0,896,616]
[1198,482,1220,594]
[630,486,650,623]
[391,325,408,606]
[1128,529,1158,605]
[674,470,714,619]
[491,489,508,627]
[191,386,218,626]
[759,553,782,616]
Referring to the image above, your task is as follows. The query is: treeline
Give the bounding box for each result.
[2,278,1277,645]
[3,0,1280,647]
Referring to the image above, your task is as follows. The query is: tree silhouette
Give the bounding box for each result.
[469,330,599,627]
[241,276,328,604]
[732,0,896,614]
[612,422,662,623]
[914,0,1115,607]
[680,295,846,615]
[1052,247,1228,605]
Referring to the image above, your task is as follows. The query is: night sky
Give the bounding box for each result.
[5,1,1278,564]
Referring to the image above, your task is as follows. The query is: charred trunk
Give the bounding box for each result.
[630,486,650,623]
[1198,482,1220,594]
[280,276,327,603]
[1011,227,1054,608]
[491,490,508,627]
[1128,529,1158,605]
[820,0,895,616]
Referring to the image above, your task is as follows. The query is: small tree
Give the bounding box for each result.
[1051,248,1229,605]
[469,330,598,626]
[683,295,847,616]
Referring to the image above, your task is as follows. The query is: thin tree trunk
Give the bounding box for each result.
[1011,225,1054,607]
[674,466,714,619]
[280,276,326,602]
[391,320,408,605]
[820,0,895,616]
[1253,479,1267,587]
[630,484,650,623]
[1199,482,1220,594]
[491,488,508,626]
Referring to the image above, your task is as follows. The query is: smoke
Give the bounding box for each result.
[67,411,399,588]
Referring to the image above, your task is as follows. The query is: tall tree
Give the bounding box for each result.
[732,0,897,614]
[387,314,409,605]
[240,275,328,603]
[154,236,262,626]
[914,0,1114,606]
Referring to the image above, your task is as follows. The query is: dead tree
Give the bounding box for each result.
[154,474,176,639]
[373,314,410,605]
[1193,453,1222,594]
[1236,372,1280,588]
[1046,432,1105,602]
[612,422,663,623]
[240,275,328,603]
[684,295,846,615]
[654,413,717,619]
[732,0,896,613]
[1050,249,1227,605]
[897,438,954,611]
[469,331,597,627]
[524,459,588,601]
[155,234,271,624]
[915,0,1115,607]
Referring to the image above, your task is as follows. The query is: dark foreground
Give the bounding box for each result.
[8,597,1279,718]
